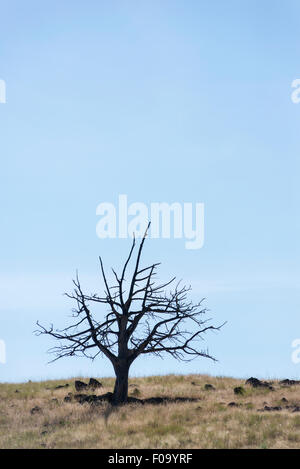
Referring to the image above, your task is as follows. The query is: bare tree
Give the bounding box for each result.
[37,225,223,404]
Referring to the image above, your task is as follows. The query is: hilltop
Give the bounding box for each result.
[1,374,300,449]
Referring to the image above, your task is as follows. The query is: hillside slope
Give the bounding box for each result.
[1,374,300,449]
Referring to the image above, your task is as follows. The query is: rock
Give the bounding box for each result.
[30,406,42,415]
[281,397,288,403]
[204,384,215,391]
[234,386,245,395]
[64,392,73,402]
[75,380,88,391]
[280,379,300,386]
[258,405,282,412]
[283,405,300,412]
[88,378,102,389]
[228,402,239,407]
[245,377,272,389]
[15,390,19,393]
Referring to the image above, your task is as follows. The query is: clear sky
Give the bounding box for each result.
[0,0,299,382]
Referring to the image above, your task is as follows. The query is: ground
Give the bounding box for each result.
[1,374,300,449]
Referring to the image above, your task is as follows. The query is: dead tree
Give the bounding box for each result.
[37,225,223,404]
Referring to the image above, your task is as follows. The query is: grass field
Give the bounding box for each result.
[1,374,300,449]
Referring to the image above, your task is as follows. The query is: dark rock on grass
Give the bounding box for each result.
[258,405,282,412]
[75,379,103,392]
[204,384,215,391]
[282,405,300,412]
[246,377,273,390]
[88,378,102,389]
[15,390,19,393]
[280,379,300,386]
[234,386,245,395]
[246,377,266,388]
[30,406,42,415]
[75,380,88,392]
[228,402,239,407]
[64,392,73,402]
[64,395,72,403]
[281,397,288,403]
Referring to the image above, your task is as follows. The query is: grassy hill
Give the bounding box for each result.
[1,374,300,449]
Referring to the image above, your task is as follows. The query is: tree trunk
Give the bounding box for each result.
[113,362,129,404]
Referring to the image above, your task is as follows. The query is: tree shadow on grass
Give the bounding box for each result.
[69,392,201,406]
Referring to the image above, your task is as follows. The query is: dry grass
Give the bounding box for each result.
[1,374,300,449]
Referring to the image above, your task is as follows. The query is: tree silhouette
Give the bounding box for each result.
[37,225,223,404]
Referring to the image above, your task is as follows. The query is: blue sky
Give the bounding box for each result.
[0,0,299,382]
